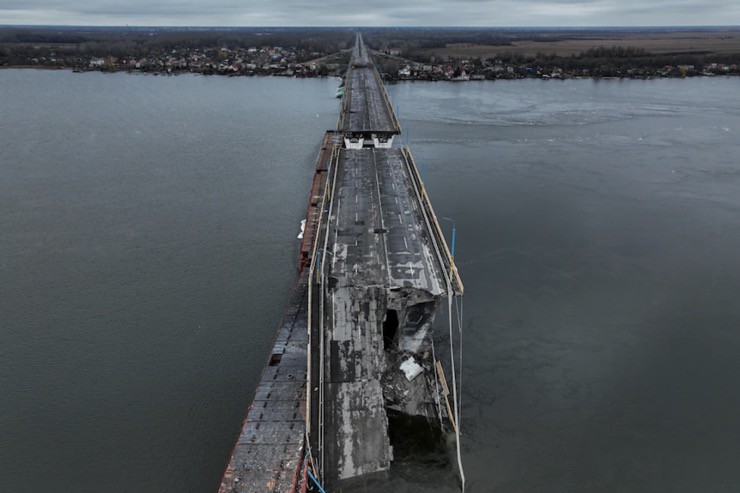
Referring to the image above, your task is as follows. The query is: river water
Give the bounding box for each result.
[2,71,740,492]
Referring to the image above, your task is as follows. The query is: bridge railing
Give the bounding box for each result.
[306,141,340,484]
[402,146,464,295]
[336,71,350,133]
[372,64,402,134]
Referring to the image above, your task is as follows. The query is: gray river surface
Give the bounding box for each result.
[2,71,740,492]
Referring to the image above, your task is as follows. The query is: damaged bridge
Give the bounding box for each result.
[218,33,464,493]
[307,33,463,489]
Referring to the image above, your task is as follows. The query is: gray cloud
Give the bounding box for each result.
[1,0,738,26]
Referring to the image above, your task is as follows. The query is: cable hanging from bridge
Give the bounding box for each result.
[454,294,464,432]
[448,290,466,491]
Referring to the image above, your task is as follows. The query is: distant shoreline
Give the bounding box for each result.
[3,26,738,82]
[3,64,737,82]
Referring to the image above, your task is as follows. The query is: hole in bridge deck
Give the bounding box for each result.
[386,409,448,465]
[383,309,399,351]
[268,354,282,366]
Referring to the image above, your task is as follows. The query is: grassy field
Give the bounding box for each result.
[419,30,740,58]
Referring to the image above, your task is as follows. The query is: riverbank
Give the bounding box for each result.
[0,64,346,77]
[374,53,739,82]
[3,63,738,82]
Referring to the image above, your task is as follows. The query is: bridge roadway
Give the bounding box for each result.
[308,33,462,489]
[338,34,400,139]
[350,33,370,67]
[311,147,450,484]
[328,148,445,294]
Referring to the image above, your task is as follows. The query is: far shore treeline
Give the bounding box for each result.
[1,26,738,79]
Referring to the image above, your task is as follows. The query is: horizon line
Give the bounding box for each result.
[2,24,740,29]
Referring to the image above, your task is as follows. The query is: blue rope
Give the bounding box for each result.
[307,469,326,493]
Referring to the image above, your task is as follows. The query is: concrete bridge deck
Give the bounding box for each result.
[308,34,462,490]
[339,67,399,135]
[312,147,452,484]
[338,34,400,140]
[328,148,446,294]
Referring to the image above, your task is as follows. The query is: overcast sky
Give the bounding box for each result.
[1,0,739,27]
